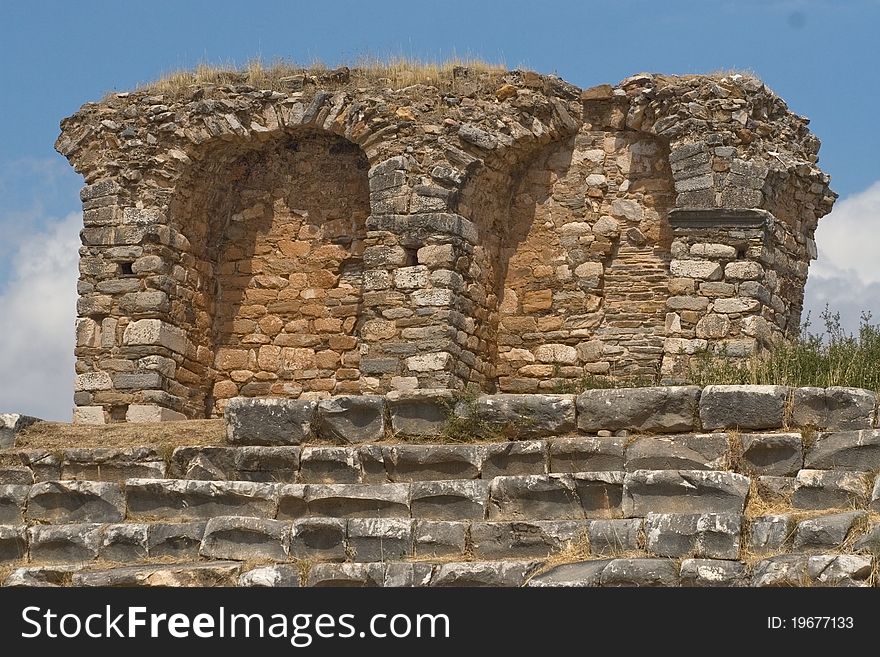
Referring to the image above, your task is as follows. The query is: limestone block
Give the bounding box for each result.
[644,512,741,559]
[200,516,290,561]
[306,563,385,587]
[622,470,750,516]
[28,524,104,563]
[225,397,316,446]
[0,414,41,449]
[384,444,482,482]
[625,434,729,471]
[306,483,411,518]
[290,518,347,561]
[239,565,301,587]
[792,469,869,510]
[466,394,576,438]
[550,436,625,472]
[122,319,187,354]
[413,520,468,558]
[347,518,413,562]
[791,387,876,430]
[482,440,547,478]
[738,433,804,476]
[27,480,125,523]
[429,561,541,587]
[576,386,701,433]
[699,385,789,430]
[125,478,280,521]
[679,559,746,587]
[805,429,880,471]
[792,511,865,551]
[410,480,490,519]
[71,562,242,587]
[488,474,582,520]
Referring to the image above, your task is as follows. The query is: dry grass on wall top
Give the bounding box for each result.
[132,57,510,99]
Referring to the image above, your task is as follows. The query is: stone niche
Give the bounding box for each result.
[57,67,835,422]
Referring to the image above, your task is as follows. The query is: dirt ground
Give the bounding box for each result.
[14,419,226,450]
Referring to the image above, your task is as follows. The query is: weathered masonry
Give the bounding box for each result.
[57,67,835,423]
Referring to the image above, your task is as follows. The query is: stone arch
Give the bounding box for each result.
[166,127,371,416]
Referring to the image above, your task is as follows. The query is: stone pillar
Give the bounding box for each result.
[74,181,192,423]
[661,209,779,379]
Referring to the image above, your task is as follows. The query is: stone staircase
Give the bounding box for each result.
[2,385,880,587]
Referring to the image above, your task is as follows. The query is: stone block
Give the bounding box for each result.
[146,522,206,559]
[306,563,385,587]
[125,478,279,521]
[239,564,302,587]
[805,430,880,471]
[550,436,625,472]
[752,554,872,587]
[299,447,362,484]
[622,470,750,516]
[27,480,125,523]
[0,413,41,449]
[791,387,876,430]
[347,518,413,561]
[644,512,741,559]
[386,389,454,437]
[200,516,290,561]
[488,474,582,520]
[587,519,642,556]
[0,525,27,562]
[482,441,547,478]
[793,511,865,551]
[225,397,316,446]
[576,386,700,433]
[679,559,746,587]
[71,562,242,587]
[0,485,29,524]
[748,515,793,554]
[384,444,482,482]
[61,447,166,481]
[413,520,468,557]
[625,434,728,471]
[316,395,386,443]
[792,470,869,510]
[599,558,680,587]
[738,433,803,476]
[290,518,347,561]
[699,385,789,430]
[28,524,104,563]
[526,559,611,587]
[572,471,625,518]
[470,520,587,558]
[410,480,490,519]
[464,394,576,438]
[429,561,541,587]
[100,523,148,561]
[306,483,411,518]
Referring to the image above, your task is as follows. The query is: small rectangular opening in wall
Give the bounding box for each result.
[109,405,129,423]
[404,247,419,266]
[119,262,135,276]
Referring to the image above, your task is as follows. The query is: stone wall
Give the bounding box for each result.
[57,68,835,422]
[3,385,880,587]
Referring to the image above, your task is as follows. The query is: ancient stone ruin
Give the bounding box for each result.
[56,67,835,424]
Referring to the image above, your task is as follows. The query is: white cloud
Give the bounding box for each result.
[0,212,80,420]
[804,180,880,334]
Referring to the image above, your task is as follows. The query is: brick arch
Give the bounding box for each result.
[165,127,372,416]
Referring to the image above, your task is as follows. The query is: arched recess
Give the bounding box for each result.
[168,128,371,416]
[460,126,676,392]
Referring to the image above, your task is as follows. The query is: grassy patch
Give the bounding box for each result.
[688,308,880,391]
[134,56,509,99]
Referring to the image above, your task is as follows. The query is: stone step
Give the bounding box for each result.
[7,552,874,587]
[0,432,820,485]
[2,516,658,565]
[4,464,876,529]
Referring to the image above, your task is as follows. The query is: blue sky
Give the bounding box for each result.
[2,0,879,419]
